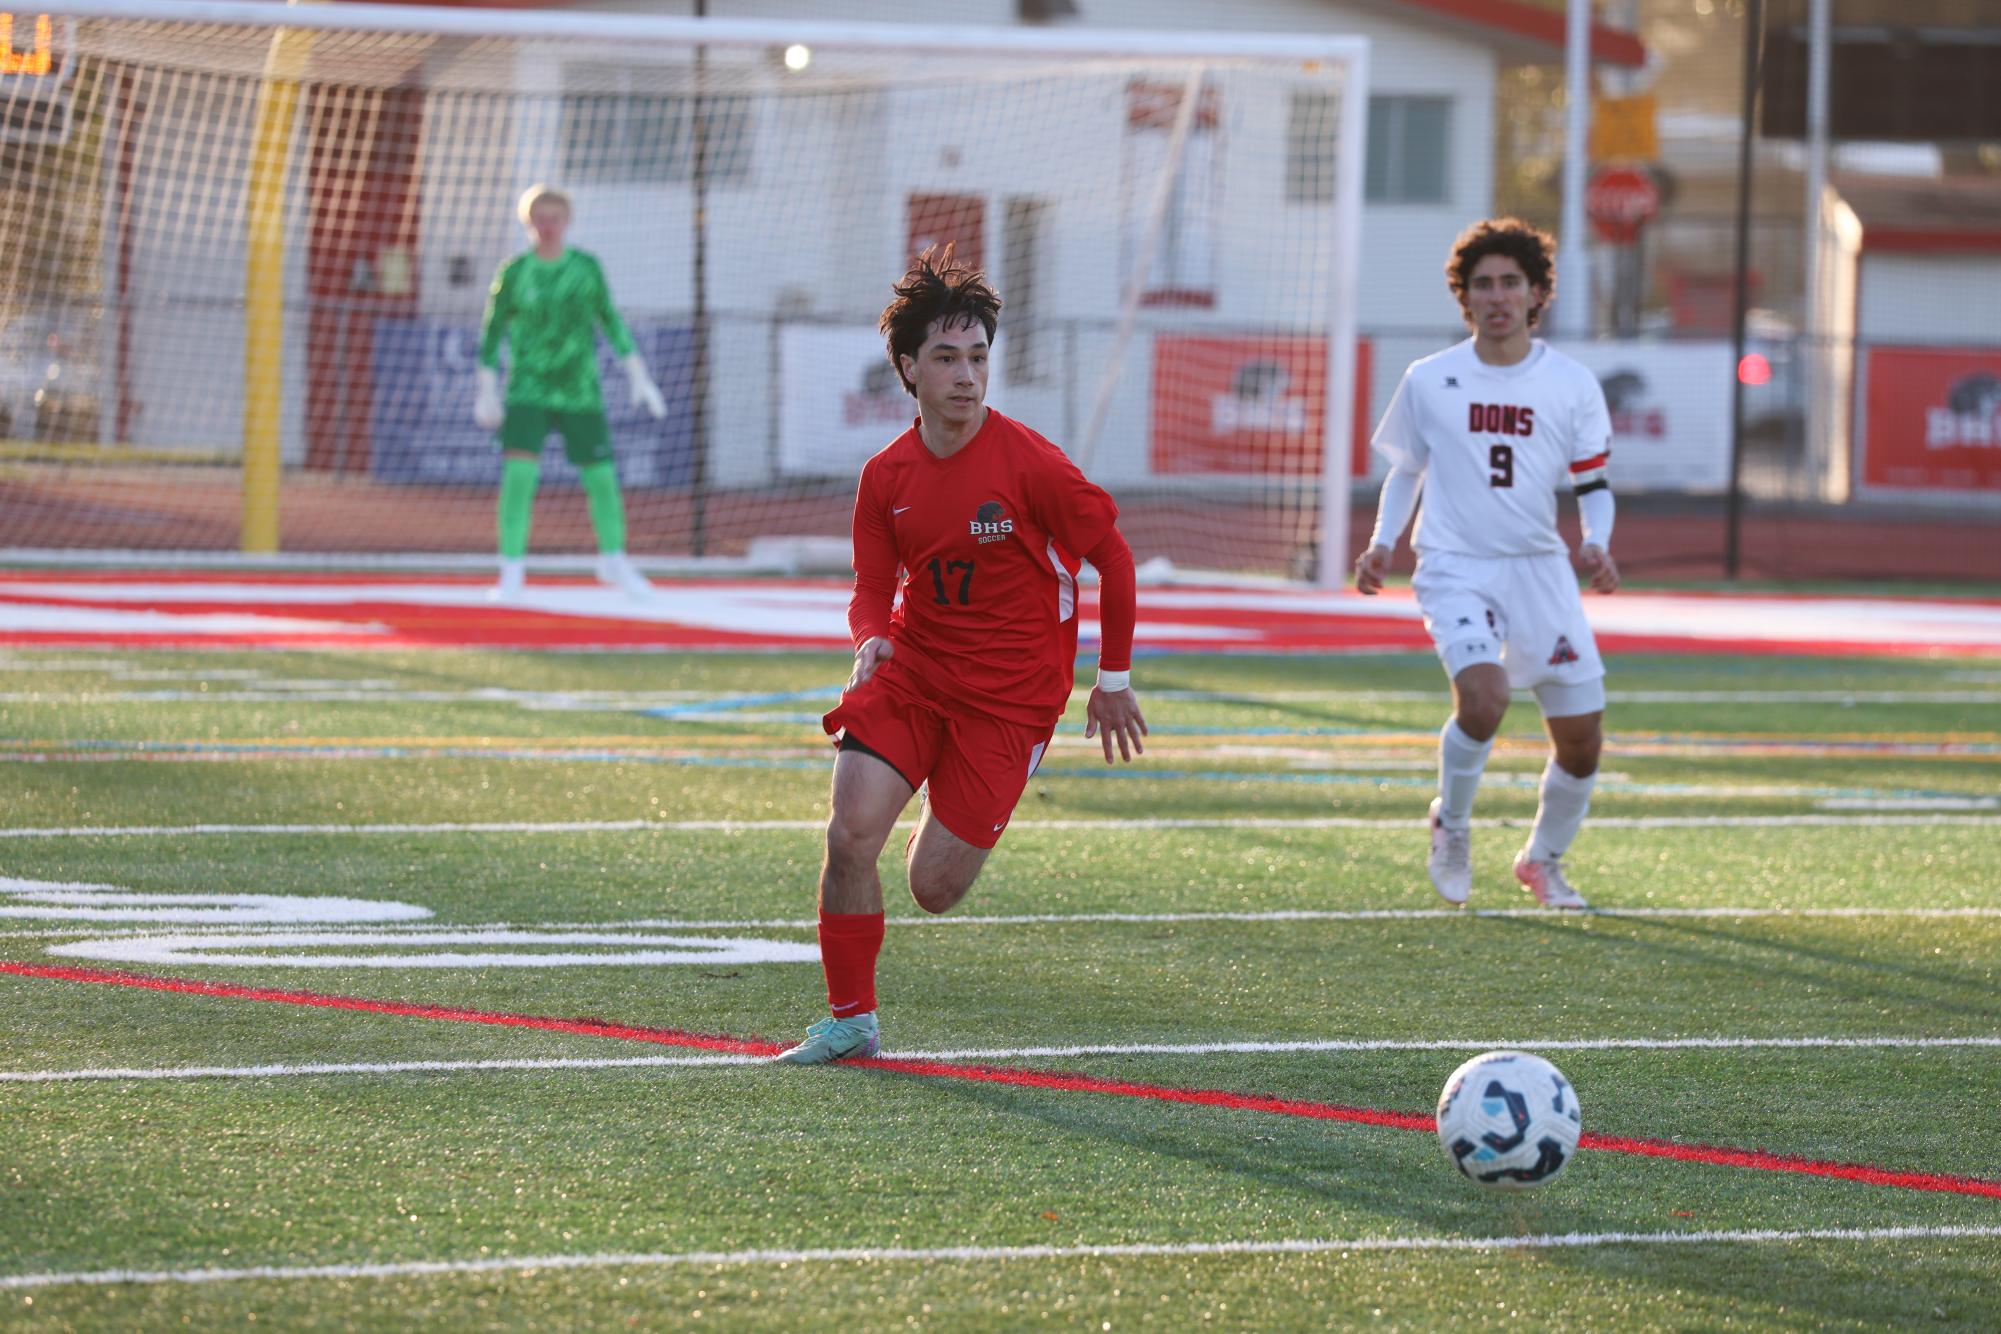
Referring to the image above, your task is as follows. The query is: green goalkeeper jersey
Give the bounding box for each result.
[478,247,638,413]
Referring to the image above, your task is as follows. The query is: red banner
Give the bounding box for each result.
[1863,347,2001,494]
[1151,335,1333,476]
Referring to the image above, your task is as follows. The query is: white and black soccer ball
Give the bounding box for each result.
[1435,1050,1582,1190]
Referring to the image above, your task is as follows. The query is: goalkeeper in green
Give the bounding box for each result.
[476,184,666,601]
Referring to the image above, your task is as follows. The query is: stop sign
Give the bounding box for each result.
[1586,166,1660,245]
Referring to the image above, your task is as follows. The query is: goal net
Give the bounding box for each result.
[0,1,1365,580]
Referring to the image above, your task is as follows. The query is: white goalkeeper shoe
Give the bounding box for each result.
[1427,798,1473,906]
[597,552,654,602]
[488,560,525,603]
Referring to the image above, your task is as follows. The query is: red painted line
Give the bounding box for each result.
[1580,1132,2001,1200]
[0,962,782,1058]
[8,959,2000,1200]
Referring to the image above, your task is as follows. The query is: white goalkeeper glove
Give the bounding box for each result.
[623,351,667,420]
[473,367,505,431]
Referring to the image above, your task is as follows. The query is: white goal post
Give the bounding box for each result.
[3,0,1367,582]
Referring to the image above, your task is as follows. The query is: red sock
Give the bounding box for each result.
[817,911,885,1018]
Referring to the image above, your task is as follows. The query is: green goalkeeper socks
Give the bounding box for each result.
[497,455,540,559]
[579,461,627,556]
[500,457,623,558]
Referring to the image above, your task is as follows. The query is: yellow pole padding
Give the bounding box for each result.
[241,2,322,554]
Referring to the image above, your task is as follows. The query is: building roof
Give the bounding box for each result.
[1364,0,1646,69]
[1834,174,2001,255]
[367,0,1649,69]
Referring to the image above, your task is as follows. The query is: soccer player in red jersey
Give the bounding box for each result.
[775,249,1147,1064]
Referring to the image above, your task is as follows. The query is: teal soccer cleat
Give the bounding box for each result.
[772,1012,880,1065]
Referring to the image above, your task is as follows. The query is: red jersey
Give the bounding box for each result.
[847,408,1120,728]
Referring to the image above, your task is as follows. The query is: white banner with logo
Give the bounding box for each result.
[778,325,913,478]
[1559,340,1735,492]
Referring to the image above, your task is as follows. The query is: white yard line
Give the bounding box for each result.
[3,1225,1997,1291]
[1147,689,2001,705]
[5,1036,1999,1086]
[0,689,737,705]
[894,1035,2001,1061]
[6,814,2001,841]
[4,904,1997,941]
[6,683,2000,705]
[0,1054,766,1082]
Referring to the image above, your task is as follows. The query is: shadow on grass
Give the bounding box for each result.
[856,1058,2000,1329]
[1488,912,2001,1027]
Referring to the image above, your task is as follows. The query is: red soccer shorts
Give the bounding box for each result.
[822,655,1054,850]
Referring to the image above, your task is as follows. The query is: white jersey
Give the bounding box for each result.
[1372,339,1611,558]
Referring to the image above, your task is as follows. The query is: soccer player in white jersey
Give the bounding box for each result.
[1355,218,1619,909]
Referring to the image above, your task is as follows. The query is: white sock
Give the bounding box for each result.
[1528,761,1596,861]
[1437,719,1492,828]
[497,558,525,584]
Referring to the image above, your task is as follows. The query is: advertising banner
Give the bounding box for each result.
[1559,340,1735,492]
[1860,346,2001,498]
[779,325,913,478]
[1150,335,1328,476]
[368,319,696,487]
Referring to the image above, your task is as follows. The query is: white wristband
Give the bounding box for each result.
[1096,668,1131,693]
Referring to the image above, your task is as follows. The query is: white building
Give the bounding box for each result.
[529,0,1649,479]
[1814,174,2001,509]
[96,0,1644,509]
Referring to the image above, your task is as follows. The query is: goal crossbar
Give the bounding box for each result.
[39,0,1370,65]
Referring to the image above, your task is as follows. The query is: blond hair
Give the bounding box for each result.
[516,184,572,226]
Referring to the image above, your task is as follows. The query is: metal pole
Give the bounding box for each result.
[1801,0,1831,495]
[1316,43,1369,588]
[1802,0,1829,333]
[684,0,716,560]
[1723,0,1764,578]
[1557,0,1591,340]
[242,1,325,552]
[688,0,711,556]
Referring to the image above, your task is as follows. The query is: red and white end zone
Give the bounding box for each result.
[1,571,1999,656]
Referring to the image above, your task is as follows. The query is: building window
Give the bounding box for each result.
[559,63,754,185]
[1002,196,1051,385]
[1287,90,1339,204]
[1365,95,1450,205]
[1124,80,1220,308]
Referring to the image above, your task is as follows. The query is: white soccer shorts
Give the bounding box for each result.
[1411,549,1606,717]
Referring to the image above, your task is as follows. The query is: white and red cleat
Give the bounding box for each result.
[1514,852,1589,910]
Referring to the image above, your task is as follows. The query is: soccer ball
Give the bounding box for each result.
[1435,1050,1582,1190]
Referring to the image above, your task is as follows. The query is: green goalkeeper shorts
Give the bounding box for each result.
[497,404,613,466]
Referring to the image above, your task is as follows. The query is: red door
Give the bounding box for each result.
[304,84,423,473]
[906,193,985,269]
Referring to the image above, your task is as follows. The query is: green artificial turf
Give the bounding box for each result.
[1,646,1997,1330]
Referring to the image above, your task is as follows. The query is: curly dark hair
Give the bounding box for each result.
[879,244,1002,396]
[1446,218,1557,331]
